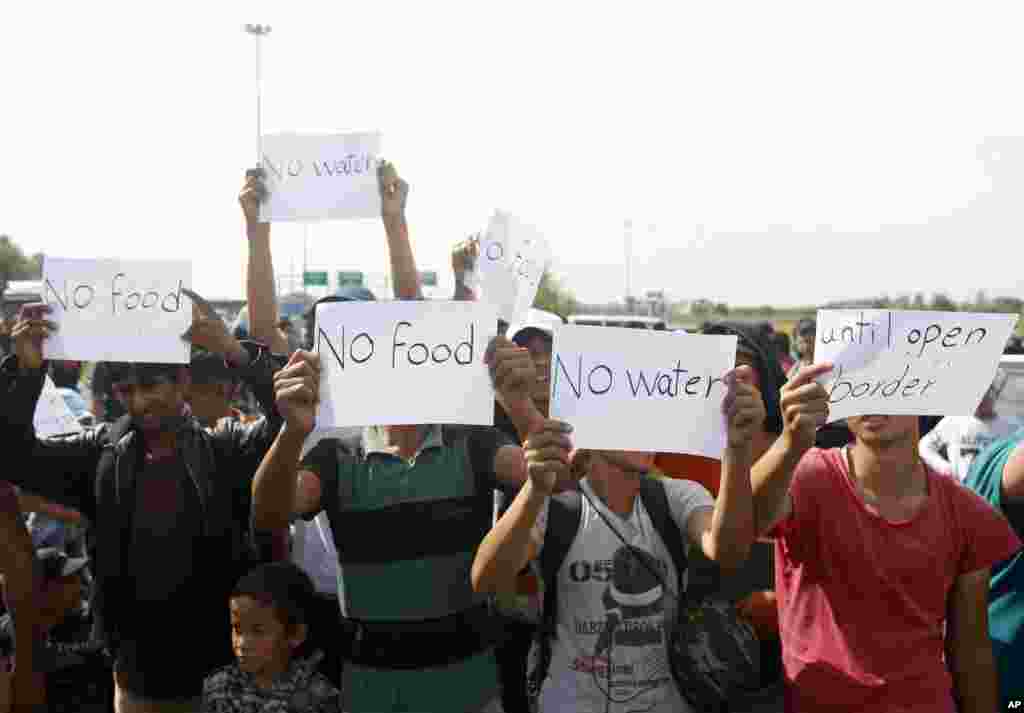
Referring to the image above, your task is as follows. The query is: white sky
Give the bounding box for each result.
[3,1,1023,307]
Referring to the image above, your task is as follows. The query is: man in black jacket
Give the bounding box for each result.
[2,301,318,713]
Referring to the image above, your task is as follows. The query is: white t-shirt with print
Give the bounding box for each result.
[918,415,1020,482]
[531,478,715,713]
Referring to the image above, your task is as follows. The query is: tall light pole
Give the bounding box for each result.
[243,24,271,164]
[624,219,633,312]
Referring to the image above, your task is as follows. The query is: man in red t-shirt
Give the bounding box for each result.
[752,362,1023,713]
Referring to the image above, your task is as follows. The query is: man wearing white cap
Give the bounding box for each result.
[919,369,1020,483]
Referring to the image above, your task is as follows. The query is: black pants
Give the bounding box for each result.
[495,617,536,713]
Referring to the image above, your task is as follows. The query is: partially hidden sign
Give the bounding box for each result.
[478,211,551,324]
[549,325,738,458]
[34,376,82,438]
[814,309,1019,421]
[315,300,499,427]
[41,257,192,364]
[259,132,382,223]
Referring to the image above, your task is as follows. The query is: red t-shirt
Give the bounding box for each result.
[772,447,1022,713]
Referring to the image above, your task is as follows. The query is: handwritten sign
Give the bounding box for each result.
[34,376,82,438]
[549,325,737,457]
[315,300,498,427]
[42,257,192,364]
[259,132,382,223]
[814,309,1019,421]
[477,211,551,324]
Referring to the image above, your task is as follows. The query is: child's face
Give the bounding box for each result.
[230,596,304,684]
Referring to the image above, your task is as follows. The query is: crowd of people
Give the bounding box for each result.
[0,162,1021,713]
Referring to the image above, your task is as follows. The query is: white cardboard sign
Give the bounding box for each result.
[477,211,551,324]
[259,132,382,223]
[549,325,738,458]
[34,376,82,438]
[41,257,192,364]
[315,300,498,427]
[814,309,1019,421]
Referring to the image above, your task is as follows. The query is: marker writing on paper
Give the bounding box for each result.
[553,354,728,401]
[316,321,475,370]
[44,276,185,315]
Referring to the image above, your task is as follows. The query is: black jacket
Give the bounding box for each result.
[0,343,285,658]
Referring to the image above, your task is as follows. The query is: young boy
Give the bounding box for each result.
[202,563,341,713]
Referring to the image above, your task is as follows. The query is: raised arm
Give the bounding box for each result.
[251,351,320,532]
[239,169,290,354]
[472,420,573,594]
[687,366,762,572]
[451,235,480,301]
[750,362,833,536]
[378,161,421,300]
[1,305,102,517]
[488,336,546,445]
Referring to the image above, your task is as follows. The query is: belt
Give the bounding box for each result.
[340,602,505,670]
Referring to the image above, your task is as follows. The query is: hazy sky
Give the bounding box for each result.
[3,1,1023,307]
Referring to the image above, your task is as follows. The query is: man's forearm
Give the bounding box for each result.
[705,445,755,571]
[948,641,998,713]
[0,485,44,688]
[383,215,422,300]
[500,397,546,446]
[15,492,82,524]
[0,359,47,431]
[472,479,546,594]
[252,424,307,531]
[751,434,807,536]
[246,223,290,354]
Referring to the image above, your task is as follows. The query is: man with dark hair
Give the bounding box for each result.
[2,293,317,712]
[89,361,128,424]
[187,350,262,430]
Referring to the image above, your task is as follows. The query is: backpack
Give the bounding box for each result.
[526,476,761,711]
[526,476,688,704]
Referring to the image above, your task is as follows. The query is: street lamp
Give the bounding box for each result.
[243,24,272,163]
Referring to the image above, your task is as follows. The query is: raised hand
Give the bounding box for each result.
[523,420,574,496]
[181,288,246,362]
[723,365,766,450]
[239,167,268,226]
[452,234,480,276]
[274,350,320,435]
[486,336,537,406]
[377,160,408,220]
[780,362,833,450]
[11,303,56,371]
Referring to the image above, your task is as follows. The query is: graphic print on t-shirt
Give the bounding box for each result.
[570,544,673,710]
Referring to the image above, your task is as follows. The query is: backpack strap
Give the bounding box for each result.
[638,476,688,601]
[529,490,582,700]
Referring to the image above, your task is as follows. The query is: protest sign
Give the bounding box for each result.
[259,132,382,223]
[477,211,551,324]
[315,300,498,428]
[34,376,82,438]
[549,325,737,457]
[42,257,192,364]
[814,309,1019,421]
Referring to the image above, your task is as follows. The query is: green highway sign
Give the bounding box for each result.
[419,270,438,287]
[337,271,365,288]
[303,271,328,287]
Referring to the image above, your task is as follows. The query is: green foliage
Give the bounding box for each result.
[533,271,577,318]
[0,235,41,294]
